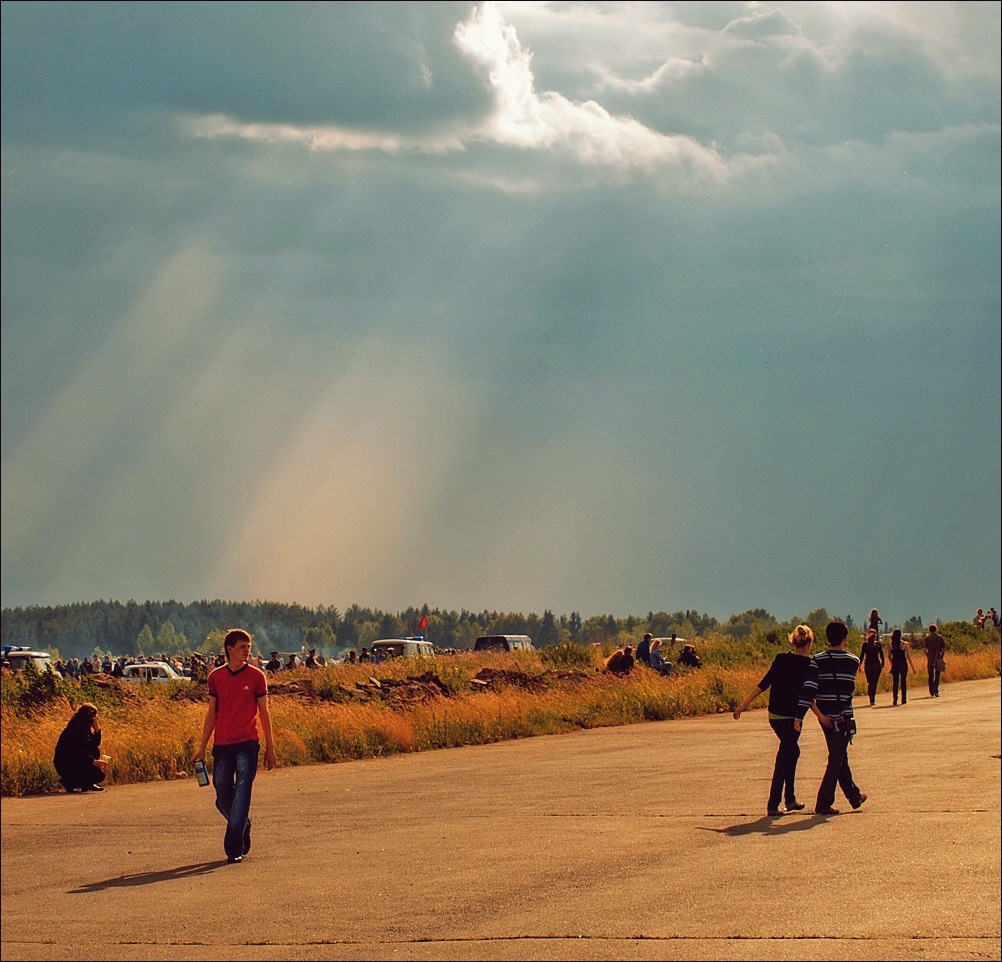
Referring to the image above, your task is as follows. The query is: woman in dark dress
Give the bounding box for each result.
[53,703,107,792]
[732,625,815,816]
[888,629,915,706]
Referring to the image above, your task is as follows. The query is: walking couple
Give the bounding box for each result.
[732,619,866,817]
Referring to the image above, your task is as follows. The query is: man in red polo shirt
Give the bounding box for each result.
[192,628,277,862]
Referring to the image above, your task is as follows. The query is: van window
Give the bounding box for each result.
[474,635,535,652]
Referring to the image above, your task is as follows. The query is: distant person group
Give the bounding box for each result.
[607,633,703,676]
[973,607,998,630]
[732,615,954,817]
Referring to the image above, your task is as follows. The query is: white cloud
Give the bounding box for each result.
[183,2,732,190]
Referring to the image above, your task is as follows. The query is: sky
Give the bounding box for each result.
[1,1,999,626]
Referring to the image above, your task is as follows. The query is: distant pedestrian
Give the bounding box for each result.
[192,629,277,863]
[887,629,915,706]
[867,609,883,634]
[923,624,946,697]
[798,619,866,816]
[732,625,814,816]
[859,629,885,706]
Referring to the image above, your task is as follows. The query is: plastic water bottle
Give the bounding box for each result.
[194,759,210,787]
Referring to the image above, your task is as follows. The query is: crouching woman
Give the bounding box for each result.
[53,703,108,793]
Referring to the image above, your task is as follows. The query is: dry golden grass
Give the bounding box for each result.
[2,645,997,796]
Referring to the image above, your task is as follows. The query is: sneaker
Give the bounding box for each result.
[84,784,104,792]
[851,793,868,810]
[784,801,806,812]
[227,855,243,864]
[814,807,841,816]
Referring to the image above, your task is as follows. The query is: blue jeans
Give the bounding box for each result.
[817,722,862,811]
[211,740,259,858]
[767,719,802,811]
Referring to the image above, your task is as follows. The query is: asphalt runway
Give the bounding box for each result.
[2,676,999,962]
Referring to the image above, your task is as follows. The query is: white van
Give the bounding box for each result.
[121,661,190,684]
[473,635,535,653]
[2,647,54,672]
[370,638,435,659]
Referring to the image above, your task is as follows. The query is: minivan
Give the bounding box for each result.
[473,635,535,653]
[370,638,436,659]
[2,647,54,672]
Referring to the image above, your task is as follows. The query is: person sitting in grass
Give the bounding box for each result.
[678,644,702,668]
[605,646,635,675]
[649,638,674,676]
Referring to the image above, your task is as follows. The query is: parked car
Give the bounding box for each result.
[473,635,535,653]
[370,638,436,659]
[1,646,54,672]
[121,661,190,684]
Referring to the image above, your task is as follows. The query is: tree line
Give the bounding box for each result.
[0,598,925,663]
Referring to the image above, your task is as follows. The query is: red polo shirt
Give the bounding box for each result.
[207,663,267,746]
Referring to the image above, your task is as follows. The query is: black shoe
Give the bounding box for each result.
[851,793,868,810]
[242,822,251,855]
[227,855,243,864]
[767,809,784,817]
[84,784,104,792]
[785,801,806,812]
[815,807,841,816]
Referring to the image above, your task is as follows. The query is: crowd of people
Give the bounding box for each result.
[47,644,411,682]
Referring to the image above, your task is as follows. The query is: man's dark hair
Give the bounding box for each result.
[825,618,849,646]
[223,628,252,653]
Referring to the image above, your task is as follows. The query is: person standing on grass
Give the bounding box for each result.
[192,628,277,863]
[732,624,814,817]
[797,619,867,817]
[859,628,885,706]
[887,629,915,706]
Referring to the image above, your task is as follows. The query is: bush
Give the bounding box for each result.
[539,642,595,670]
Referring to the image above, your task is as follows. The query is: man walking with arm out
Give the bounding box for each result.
[797,618,867,816]
[192,628,277,863]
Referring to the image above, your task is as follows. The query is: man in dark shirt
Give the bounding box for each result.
[798,619,867,816]
[635,633,652,666]
[923,624,946,697]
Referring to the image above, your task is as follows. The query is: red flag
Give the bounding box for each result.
[418,615,428,629]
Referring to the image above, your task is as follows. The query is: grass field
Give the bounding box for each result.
[3,630,999,797]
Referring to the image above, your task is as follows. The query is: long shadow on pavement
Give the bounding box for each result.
[698,814,840,837]
[68,860,226,893]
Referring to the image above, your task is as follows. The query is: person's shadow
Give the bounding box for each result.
[68,861,226,893]
[698,814,828,837]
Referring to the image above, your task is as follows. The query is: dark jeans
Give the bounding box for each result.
[891,668,908,704]
[816,721,862,812]
[767,719,802,810]
[212,740,259,858]
[863,665,881,704]
[927,661,942,696]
